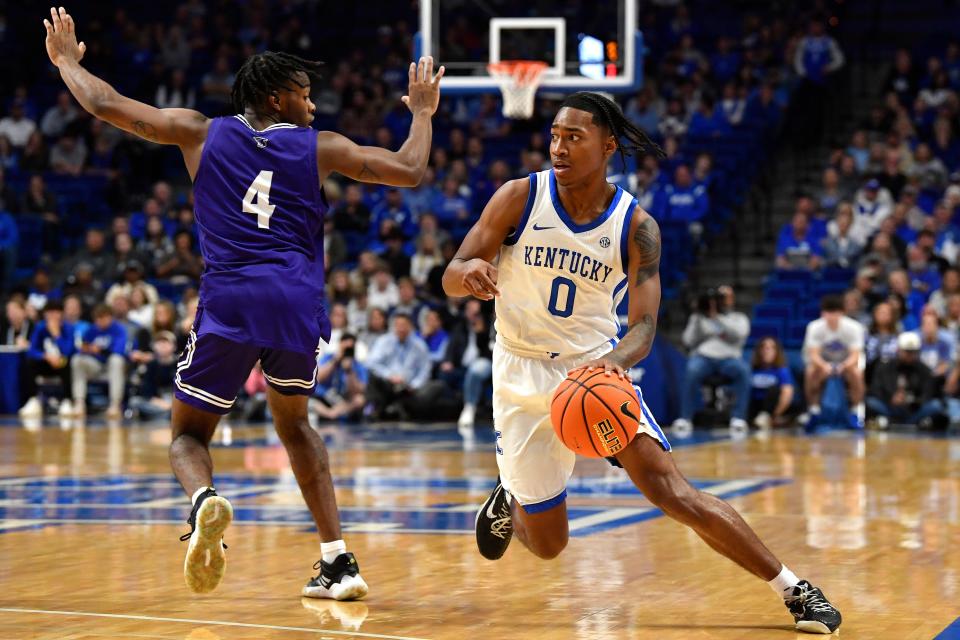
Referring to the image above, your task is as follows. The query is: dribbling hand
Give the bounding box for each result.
[402,56,445,116]
[43,7,86,68]
[569,358,628,380]
[460,259,499,301]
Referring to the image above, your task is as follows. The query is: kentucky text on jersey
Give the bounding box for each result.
[522,245,615,284]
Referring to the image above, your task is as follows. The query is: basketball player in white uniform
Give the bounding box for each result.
[443,92,842,634]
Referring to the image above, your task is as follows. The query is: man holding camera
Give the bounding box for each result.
[673,285,751,432]
[313,332,368,422]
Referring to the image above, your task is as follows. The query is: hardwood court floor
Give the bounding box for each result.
[1,418,959,639]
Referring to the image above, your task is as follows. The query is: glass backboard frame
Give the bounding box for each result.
[415,0,643,95]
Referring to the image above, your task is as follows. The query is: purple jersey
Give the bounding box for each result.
[193,115,330,353]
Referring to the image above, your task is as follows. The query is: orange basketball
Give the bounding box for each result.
[550,368,641,458]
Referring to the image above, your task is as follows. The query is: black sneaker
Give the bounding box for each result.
[475,477,513,560]
[785,580,842,634]
[303,552,368,600]
[179,488,233,594]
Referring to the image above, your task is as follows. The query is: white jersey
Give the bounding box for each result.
[495,169,637,358]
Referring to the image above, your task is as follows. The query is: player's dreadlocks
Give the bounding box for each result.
[231,51,325,114]
[560,91,664,167]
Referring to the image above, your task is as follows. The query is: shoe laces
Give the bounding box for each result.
[178,493,227,548]
[787,583,833,613]
[489,504,512,539]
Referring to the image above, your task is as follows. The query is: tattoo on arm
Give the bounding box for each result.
[132,120,159,141]
[633,217,661,285]
[358,161,381,180]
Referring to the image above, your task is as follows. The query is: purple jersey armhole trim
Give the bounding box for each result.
[193,116,221,188]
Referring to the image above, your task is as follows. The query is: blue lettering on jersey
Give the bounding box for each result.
[523,244,614,283]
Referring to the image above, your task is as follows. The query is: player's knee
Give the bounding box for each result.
[528,535,567,560]
[169,430,206,454]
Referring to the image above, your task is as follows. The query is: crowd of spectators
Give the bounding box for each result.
[762,41,960,429]
[0,1,834,429]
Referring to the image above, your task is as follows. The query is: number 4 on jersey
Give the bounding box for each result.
[243,170,276,229]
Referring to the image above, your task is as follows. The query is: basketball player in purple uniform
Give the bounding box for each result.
[45,6,443,598]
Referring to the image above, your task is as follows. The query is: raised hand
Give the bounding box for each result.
[401,56,445,116]
[43,6,86,67]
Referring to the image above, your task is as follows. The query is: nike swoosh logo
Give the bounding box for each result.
[485,487,502,519]
[532,224,555,231]
[620,401,639,423]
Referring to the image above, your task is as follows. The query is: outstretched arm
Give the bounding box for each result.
[441,178,528,300]
[317,57,443,187]
[44,7,208,173]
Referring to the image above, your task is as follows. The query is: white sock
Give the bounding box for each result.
[808,405,821,415]
[768,565,800,597]
[854,403,865,420]
[191,486,215,506]
[321,539,347,563]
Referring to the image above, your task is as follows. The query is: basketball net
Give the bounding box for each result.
[487,60,548,119]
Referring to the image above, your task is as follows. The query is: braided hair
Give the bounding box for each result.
[559,91,664,167]
[231,51,325,114]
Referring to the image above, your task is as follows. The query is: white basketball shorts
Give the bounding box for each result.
[491,341,671,513]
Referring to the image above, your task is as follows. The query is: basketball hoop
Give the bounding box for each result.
[487,60,549,119]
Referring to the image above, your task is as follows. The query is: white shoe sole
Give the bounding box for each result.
[796,620,834,634]
[183,496,233,594]
[302,573,369,600]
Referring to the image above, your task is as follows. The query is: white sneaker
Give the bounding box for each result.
[671,418,693,436]
[729,417,749,438]
[458,404,476,440]
[105,404,122,420]
[58,399,74,418]
[182,491,233,594]
[303,552,368,600]
[753,412,772,430]
[18,397,42,418]
[458,403,476,429]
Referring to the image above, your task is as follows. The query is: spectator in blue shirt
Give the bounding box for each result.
[313,333,368,422]
[370,188,417,240]
[71,303,127,418]
[709,37,741,85]
[915,310,956,388]
[365,312,433,420]
[432,176,472,233]
[419,308,448,366]
[865,301,900,384]
[776,212,823,270]
[18,300,75,418]
[888,270,925,330]
[906,244,941,300]
[624,87,662,135]
[0,210,17,293]
[664,164,709,224]
[687,95,731,139]
[749,337,795,429]
[794,19,845,84]
[744,83,783,134]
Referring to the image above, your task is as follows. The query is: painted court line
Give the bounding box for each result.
[935,617,960,639]
[0,608,430,640]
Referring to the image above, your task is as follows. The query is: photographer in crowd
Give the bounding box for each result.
[672,285,752,432]
[313,332,368,422]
